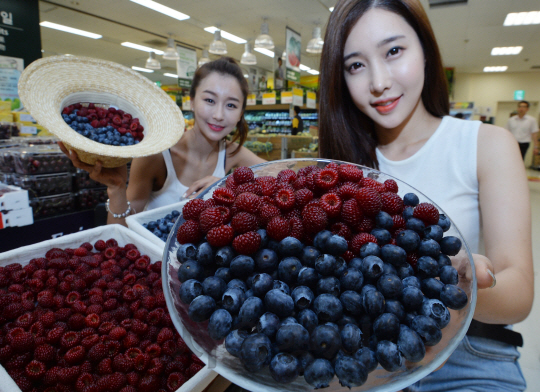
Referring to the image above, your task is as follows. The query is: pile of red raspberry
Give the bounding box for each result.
[0,239,203,392]
[176,163,439,262]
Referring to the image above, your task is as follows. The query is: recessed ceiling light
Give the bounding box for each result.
[121,42,164,55]
[129,0,189,21]
[40,21,102,39]
[254,48,275,58]
[204,27,246,44]
[503,11,540,26]
[491,46,523,55]
[132,66,154,73]
[483,66,508,72]
[164,73,179,78]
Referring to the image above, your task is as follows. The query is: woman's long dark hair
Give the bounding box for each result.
[190,57,249,156]
[318,0,449,168]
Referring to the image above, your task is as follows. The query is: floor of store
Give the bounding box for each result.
[515,169,540,390]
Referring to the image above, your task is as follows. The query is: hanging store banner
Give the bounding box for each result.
[292,88,303,106]
[262,92,276,105]
[176,45,197,89]
[285,27,301,83]
[306,91,316,109]
[281,91,292,104]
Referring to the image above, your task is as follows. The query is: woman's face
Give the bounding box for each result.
[343,8,426,131]
[191,72,244,141]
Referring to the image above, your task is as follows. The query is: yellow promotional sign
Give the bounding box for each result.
[292,88,303,106]
[262,92,276,105]
[181,96,191,111]
[281,91,293,104]
[306,91,317,109]
[247,94,256,106]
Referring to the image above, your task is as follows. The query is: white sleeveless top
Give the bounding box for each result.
[376,116,481,254]
[144,139,227,211]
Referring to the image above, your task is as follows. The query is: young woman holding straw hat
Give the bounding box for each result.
[318,0,532,390]
[61,57,265,225]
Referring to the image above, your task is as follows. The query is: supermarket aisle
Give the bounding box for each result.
[514,170,540,391]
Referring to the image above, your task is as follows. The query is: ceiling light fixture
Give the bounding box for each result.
[164,73,179,78]
[503,11,540,26]
[307,69,319,75]
[254,48,274,58]
[121,42,164,55]
[39,21,102,39]
[241,42,257,65]
[145,51,161,69]
[299,64,311,71]
[491,46,523,55]
[255,18,274,50]
[329,7,334,12]
[163,37,180,60]
[209,30,227,55]
[129,0,189,21]
[198,47,211,67]
[306,26,324,54]
[204,27,246,44]
[132,66,154,73]
[483,66,508,72]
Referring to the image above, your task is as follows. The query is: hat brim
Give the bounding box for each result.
[18,55,184,167]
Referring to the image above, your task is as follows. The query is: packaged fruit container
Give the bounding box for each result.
[0,224,217,392]
[29,192,75,219]
[0,145,21,173]
[12,172,73,197]
[0,122,17,139]
[12,145,72,175]
[12,136,59,146]
[0,172,12,185]
[73,168,103,190]
[126,200,188,249]
[0,184,29,211]
[162,158,477,392]
[76,187,108,210]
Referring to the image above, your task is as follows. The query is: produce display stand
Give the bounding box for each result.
[0,224,217,392]
[246,135,314,161]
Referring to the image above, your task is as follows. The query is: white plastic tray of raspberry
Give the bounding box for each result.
[163,158,478,392]
[0,224,216,392]
[126,200,189,249]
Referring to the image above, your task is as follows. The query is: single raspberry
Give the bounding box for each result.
[68,312,87,330]
[105,239,118,248]
[109,327,127,341]
[87,343,108,363]
[355,187,382,217]
[204,198,217,209]
[292,188,313,209]
[34,344,55,362]
[340,199,363,226]
[106,340,121,358]
[266,216,290,241]
[392,215,406,231]
[413,202,440,225]
[204,225,232,247]
[305,199,320,209]
[157,327,174,344]
[274,188,295,211]
[407,252,419,270]
[284,209,301,220]
[146,357,163,375]
[15,312,34,329]
[133,353,149,372]
[11,330,34,353]
[45,248,67,261]
[188,362,204,377]
[331,222,352,240]
[314,168,339,191]
[37,291,55,308]
[94,240,107,252]
[276,169,297,184]
[325,162,339,170]
[176,220,202,244]
[138,374,160,392]
[338,164,363,182]
[130,319,148,336]
[74,247,89,257]
[233,166,254,185]
[357,216,376,232]
[292,176,307,190]
[112,353,133,373]
[235,181,262,196]
[97,357,113,375]
[289,217,305,241]
[60,331,80,349]
[182,199,206,221]
[342,250,355,261]
[232,231,261,255]
[257,203,281,227]
[81,334,99,349]
[122,333,140,349]
[320,193,342,218]
[146,308,164,326]
[125,249,140,262]
[98,372,127,392]
[58,365,81,384]
[167,372,187,391]
[25,360,46,380]
[384,179,399,193]
[75,372,95,391]
[198,207,225,233]
[302,205,328,234]
[381,192,404,215]
[256,176,277,196]
[134,258,149,271]
[350,233,378,255]
[162,339,178,356]
[225,175,237,192]
[234,192,260,214]
[212,187,236,206]
[65,345,86,364]
[144,343,161,358]
[231,212,258,234]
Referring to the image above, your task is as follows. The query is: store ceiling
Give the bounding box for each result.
[38,0,540,84]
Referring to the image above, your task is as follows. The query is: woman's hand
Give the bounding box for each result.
[471,254,496,290]
[183,175,221,199]
[58,142,128,189]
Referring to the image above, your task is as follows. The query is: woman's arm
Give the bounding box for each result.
[474,124,534,324]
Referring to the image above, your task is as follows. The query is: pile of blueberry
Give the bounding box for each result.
[61,103,144,146]
[143,210,181,242]
[176,228,467,388]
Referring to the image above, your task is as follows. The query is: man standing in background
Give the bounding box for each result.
[291,106,303,136]
[506,100,539,160]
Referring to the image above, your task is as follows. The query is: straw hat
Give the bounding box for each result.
[18,55,185,168]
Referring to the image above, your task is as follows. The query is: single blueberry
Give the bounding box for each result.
[361,255,385,281]
[208,309,233,340]
[383,262,398,276]
[418,238,441,258]
[273,280,290,295]
[400,285,424,311]
[375,210,394,230]
[398,263,415,279]
[316,276,341,297]
[376,340,403,372]
[240,333,273,372]
[227,278,247,293]
[340,268,364,292]
[278,257,303,284]
[275,324,310,352]
[221,288,246,315]
[291,286,315,310]
[353,348,378,373]
[437,213,451,232]
[385,299,406,322]
[421,277,444,299]
[424,225,444,242]
[313,293,343,323]
[402,275,421,289]
[362,289,386,318]
[334,355,368,388]
[397,324,425,362]
[438,253,452,269]
[348,257,364,270]
[265,289,294,318]
[313,230,333,252]
[278,236,304,258]
[403,192,420,206]
[377,274,403,299]
[251,273,274,298]
[411,315,442,346]
[301,246,321,268]
[197,242,214,266]
[380,244,408,267]
[326,235,349,256]
[304,358,335,389]
[280,316,298,327]
[421,298,451,328]
[188,295,216,322]
[440,236,462,256]
[439,265,459,285]
[371,228,392,246]
[359,242,381,258]
[257,312,281,339]
[177,260,204,282]
[340,323,363,354]
[440,284,468,310]
[373,313,400,341]
[297,308,318,334]
[417,256,439,279]
[310,325,342,360]
[176,243,197,263]
[297,267,319,289]
[230,255,255,278]
[315,254,337,276]
[269,352,300,383]
[215,246,235,267]
[254,248,279,272]
[339,290,363,316]
[406,217,426,235]
[236,296,265,329]
[214,267,232,283]
[295,351,315,377]
[202,276,227,302]
[333,257,348,278]
[178,279,203,305]
[337,315,359,329]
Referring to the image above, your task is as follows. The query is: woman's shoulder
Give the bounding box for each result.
[477,122,515,146]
